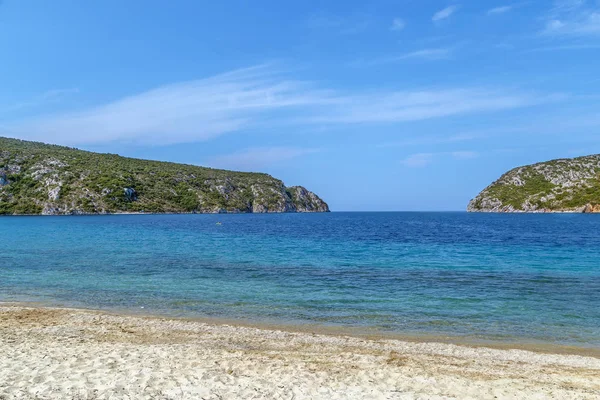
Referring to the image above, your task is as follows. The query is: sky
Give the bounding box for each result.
[1,0,599,211]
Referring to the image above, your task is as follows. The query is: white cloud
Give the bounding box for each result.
[306,89,561,124]
[525,43,600,52]
[545,13,600,35]
[1,65,564,146]
[205,147,319,171]
[1,88,79,114]
[488,5,513,15]
[401,150,479,167]
[548,19,566,30]
[401,153,434,167]
[2,65,333,146]
[391,18,406,31]
[397,48,452,60]
[551,0,587,13]
[351,48,453,67]
[377,132,483,148]
[308,13,371,35]
[432,5,460,22]
[451,150,479,159]
[543,1,600,35]
[495,42,515,50]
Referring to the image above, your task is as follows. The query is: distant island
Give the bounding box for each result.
[0,137,329,215]
[468,154,600,213]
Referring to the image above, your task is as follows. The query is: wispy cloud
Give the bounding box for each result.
[495,42,515,50]
[397,48,453,60]
[1,88,79,114]
[401,150,479,168]
[543,1,600,36]
[205,147,319,171]
[544,15,600,35]
[551,0,589,13]
[351,48,453,67]
[488,5,514,15]
[1,65,564,146]
[391,18,406,31]
[306,89,562,124]
[307,13,371,35]
[401,153,434,167]
[451,150,479,159]
[432,5,460,22]
[377,132,483,148]
[525,43,600,52]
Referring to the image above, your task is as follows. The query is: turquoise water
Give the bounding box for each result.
[1,213,599,348]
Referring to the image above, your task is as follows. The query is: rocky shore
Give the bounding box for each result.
[0,137,329,215]
[468,154,600,213]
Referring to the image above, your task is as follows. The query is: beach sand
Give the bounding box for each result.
[0,305,599,399]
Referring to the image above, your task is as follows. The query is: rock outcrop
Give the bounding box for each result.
[286,186,330,212]
[0,137,329,215]
[468,155,600,213]
[583,203,600,213]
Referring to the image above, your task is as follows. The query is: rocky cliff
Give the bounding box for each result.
[467,154,600,213]
[0,137,329,215]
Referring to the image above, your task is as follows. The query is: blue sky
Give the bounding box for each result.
[1,0,599,211]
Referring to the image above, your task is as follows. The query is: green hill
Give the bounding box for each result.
[0,137,329,215]
[467,155,600,213]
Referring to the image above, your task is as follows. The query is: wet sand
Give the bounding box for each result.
[1,304,599,399]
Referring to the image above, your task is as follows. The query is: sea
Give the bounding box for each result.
[1,212,599,349]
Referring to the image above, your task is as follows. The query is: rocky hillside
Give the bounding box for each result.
[0,137,329,215]
[467,155,600,213]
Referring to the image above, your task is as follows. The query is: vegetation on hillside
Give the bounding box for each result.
[468,155,600,212]
[0,137,329,215]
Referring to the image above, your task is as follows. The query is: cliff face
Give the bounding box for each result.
[0,137,329,215]
[467,155,600,213]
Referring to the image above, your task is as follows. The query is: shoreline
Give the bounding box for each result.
[3,301,599,358]
[0,210,330,217]
[1,303,599,399]
[3,210,598,217]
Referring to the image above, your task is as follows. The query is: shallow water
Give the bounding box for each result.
[1,212,599,348]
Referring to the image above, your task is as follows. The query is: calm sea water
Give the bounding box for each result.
[1,213,599,348]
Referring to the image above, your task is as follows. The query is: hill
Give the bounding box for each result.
[467,155,600,213]
[0,137,329,215]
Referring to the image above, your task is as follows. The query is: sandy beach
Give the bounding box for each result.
[0,305,598,399]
